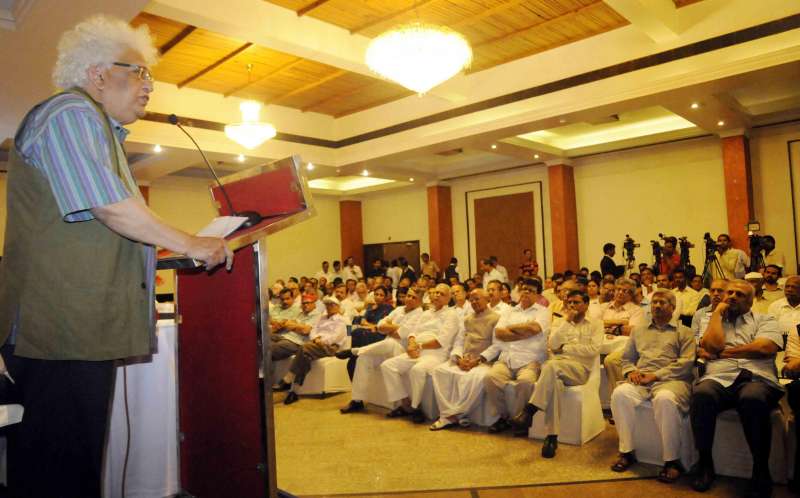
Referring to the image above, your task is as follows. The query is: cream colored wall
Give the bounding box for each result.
[147,177,341,290]
[361,187,429,251]
[573,136,728,274]
[750,122,800,275]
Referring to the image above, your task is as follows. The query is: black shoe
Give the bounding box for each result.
[541,435,558,458]
[273,380,291,392]
[386,407,409,418]
[411,409,426,424]
[335,349,354,360]
[747,473,772,498]
[283,391,299,405]
[691,462,716,492]
[340,400,365,414]
[511,406,534,432]
[488,418,511,433]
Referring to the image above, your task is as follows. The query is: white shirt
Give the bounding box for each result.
[548,317,604,370]
[343,265,363,281]
[309,313,348,348]
[377,306,424,347]
[485,268,505,283]
[481,303,552,369]
[386,266,402,288]
[489,301,511,317]
[452,301,474,322]
[496,264,509,283]
[673,286,702,316]
[769,298,800,357]
[409,306,460,355]
[314,270,332,282]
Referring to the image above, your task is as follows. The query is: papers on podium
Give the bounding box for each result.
[156,216,247,270]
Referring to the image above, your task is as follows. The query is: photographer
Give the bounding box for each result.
[600,243,625,279]
[763,235,787,273]
[711,233,749,280]
[658,236,681,276]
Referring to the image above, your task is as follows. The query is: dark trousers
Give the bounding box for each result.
[3,347,114,498]
[786,380,800,479]
[346,329,384,380]
[690,376,783,479]
[289,342,337,385]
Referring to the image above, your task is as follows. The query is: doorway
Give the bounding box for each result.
[364,240,421,272]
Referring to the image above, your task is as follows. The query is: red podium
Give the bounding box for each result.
[167,156,314,498]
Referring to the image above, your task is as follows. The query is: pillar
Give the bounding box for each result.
[721,134,754,252]
[547,162,580,272]
[339,200,364,269]
[427,185,454,268]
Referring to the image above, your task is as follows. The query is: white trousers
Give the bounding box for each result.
[431,362,490,419]
[351,339,405,401]
[610,382,683,462]
[380,352,446,407]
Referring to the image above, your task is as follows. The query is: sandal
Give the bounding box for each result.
[657,461,684,483]
[610,452,637,472]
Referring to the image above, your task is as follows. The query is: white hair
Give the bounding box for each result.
[53,14,158,90]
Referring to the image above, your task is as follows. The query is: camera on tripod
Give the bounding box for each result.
[650,233,664,256]
[703,232,717,257]
[623,234,639,263]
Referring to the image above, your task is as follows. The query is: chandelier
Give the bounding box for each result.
[365,22,472,94]
[224,101,277,149]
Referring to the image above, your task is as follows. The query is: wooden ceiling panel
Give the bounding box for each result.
[131,12,188,51]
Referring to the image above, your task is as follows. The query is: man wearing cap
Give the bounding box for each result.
[279,295,348,405]
[270,293,322,369]
[744,272,771,314]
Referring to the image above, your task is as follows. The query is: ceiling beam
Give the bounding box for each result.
[158,25,196,55]
[661,92,751,133]
[604,0,681,43]
[473,1,604,49]
[334,91,410,118]
[450,0,527,29]
[350,0,440,35]
[296,0,330,17]
[177,42,253,88]
[223,57,304,97]
[266,69,348,104]
[301,80,381,112]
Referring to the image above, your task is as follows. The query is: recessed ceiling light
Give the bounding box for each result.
[558,118,567,124]
[717,120,725,126]
[153,144,162,153]
[409,177,415,182]
[237,154,245,162]
[690,102,700,109]
[306,162,315,171]
[362,169,369,176]
[491,144,497,149]
[534,154,540,159]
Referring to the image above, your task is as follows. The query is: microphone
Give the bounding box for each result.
[167,114,262,229]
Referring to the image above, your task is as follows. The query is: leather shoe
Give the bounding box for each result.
[541,435,558,458]
[691,463,716,492]
[411,409,426,424]
[386,407,409,418]
[335,349,354,360]
[273,380,292,392]
[488,418,511,433]
[340,400,365,414]
[283,391,299,405]
[511,410,533,432]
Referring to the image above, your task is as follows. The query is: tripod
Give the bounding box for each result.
[749,249,765,272]
[702,251,725,285]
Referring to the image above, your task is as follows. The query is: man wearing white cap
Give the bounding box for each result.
[744,272,771,314]
[279,295,348,405]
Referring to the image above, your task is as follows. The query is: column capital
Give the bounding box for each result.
[545,158,573,167]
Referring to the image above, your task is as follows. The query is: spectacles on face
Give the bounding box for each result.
[113,62,153,82]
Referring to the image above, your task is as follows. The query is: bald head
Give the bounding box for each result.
[432,283,451,309]
[468,288,489,314]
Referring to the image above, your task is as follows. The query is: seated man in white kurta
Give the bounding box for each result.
[609,290,695,483]
[380,284,460,423]
[511,289,603,458]
[337,288,424,414]
[429,288,500,430]
[482,278,552,435]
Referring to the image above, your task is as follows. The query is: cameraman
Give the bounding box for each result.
[711,233,749,280]
[763,235,787,273]
[659,236,681,276]
[600,243,625,279]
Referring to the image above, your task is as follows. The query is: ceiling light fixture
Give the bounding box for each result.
[153,144,162,153]
[690,102,700,109]
[237,154,245,163]
[307,163,315,171]
[491,144,497,149]
[717,120,725,126]
[534,154,540,159]
[225,101,277,149]
[365,22,472,94]
[362,169,369,176]
[409,177,415,182]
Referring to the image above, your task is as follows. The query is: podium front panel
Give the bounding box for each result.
[176,245,268,497]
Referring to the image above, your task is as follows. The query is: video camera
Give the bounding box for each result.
[650,233,664,257]
[623,234,640,263]
[703,232,717,258]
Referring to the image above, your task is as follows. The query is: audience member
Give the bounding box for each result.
[609,290,695,482]
[762,236,786,273]
[270,294,321,366]
[600,243,624,278]
[762,264,784,304]
[347,286,394,379]
[672,268,701,327]
[519,248,539,276]
[343,256,364,281]
[491,256,510,283]
[451,283,473,321]
[430,289,500,430]
[420,252,440,279]
[482,258,505,283]
[512,290,602,457]
[658,236,681,276]
[691,279,728,343]
[486,280,512,316]
[772,277,800,487]
[444,257,460,282]
[711,233,749,280]
[315,261,332,282]
[745,272,771,314]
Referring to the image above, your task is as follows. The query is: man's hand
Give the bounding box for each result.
[638,373,657,385]
[186,236,233,271]
[407,339,421,358]
[697,347,718,361]
[627,370,642,385]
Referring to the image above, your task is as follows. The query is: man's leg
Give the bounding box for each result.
[484,361,513,422]
[380,354,417,404]
[7,356,114,498]
[690,379,732,491]
[408,355,446,409]
[530,359,590,436]
[431,362,460,419]
[651,386,685,464]
[604,349,624,393]
[786,380,800,486]
[513,362,541,415]
[735,381,784,487]
[270,337,301,362]
[610,382,647,457]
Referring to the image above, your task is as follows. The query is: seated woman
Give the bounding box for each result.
[347,286,394,379]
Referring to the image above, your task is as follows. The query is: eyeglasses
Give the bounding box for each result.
[113,62,153,82]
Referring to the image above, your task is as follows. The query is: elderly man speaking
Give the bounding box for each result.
[0,15,231,497]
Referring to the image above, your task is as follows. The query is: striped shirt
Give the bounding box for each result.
[16,92,156,318]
